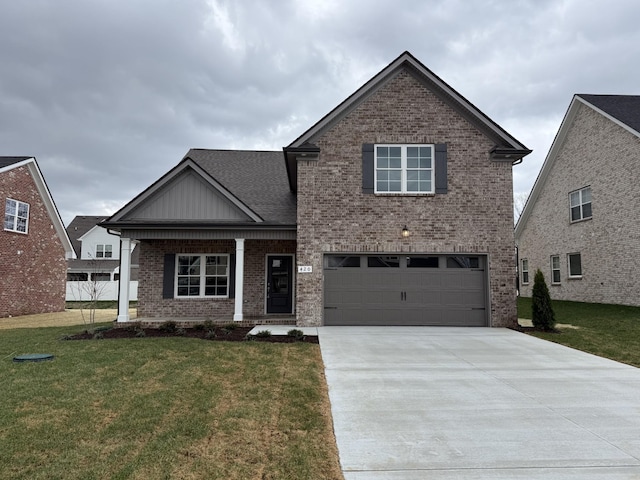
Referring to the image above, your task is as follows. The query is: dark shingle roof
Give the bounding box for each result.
[184,149,296,225]
[0,157,32,169]
[578,95,640,133]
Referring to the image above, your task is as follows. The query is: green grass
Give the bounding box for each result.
[518,297,640,367]
[0,325,343,479]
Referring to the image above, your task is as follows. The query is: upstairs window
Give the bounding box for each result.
[96,244,113,258]
[375,145,434,194]
[4,198,29,234]
[570,187,592,222]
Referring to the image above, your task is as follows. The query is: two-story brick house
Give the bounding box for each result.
[516,95,640,306]
[104,52,531,327]
[1,157,75,317]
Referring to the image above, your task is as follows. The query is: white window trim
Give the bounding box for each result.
[521,259,529,285]
[175,253,230,298]
[374,144,435,194]
[4,198,30,234]
[550,255,561,284]
[569,186,592,223]
[96,244,113,258]
[567,252,582,279]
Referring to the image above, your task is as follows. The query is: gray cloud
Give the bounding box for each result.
[1,0,638,224]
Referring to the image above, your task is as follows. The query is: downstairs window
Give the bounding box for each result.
[175,254,229,297]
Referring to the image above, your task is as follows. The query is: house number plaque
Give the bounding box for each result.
[297,266,313,273]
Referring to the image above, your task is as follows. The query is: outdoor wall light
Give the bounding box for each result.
[402,226,410,238]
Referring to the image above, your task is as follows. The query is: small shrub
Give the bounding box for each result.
[205,330,217,340]
[176,327,187,337]
[193,323,205,331]
[59,334,74,341]
[221,322,238,335]
[254,329,272,338]
[159,321,177,333]
[245,333,256,342]
[287,329,305,341]
[93,332,104,340]
[203,320,214,330]
[135,329,146,338]
[532,269,556,331]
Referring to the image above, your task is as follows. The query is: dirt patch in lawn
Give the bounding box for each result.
[0,309,135,329]
[66,326,319,344]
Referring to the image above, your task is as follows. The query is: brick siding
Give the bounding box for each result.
[137,239,296,318]
[296,70,517,327]
[518,103,640,306]
[0,166,67,317]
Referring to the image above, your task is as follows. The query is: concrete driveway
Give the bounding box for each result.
[318,327,640,479]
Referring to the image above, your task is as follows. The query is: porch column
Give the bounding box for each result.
[233,238,245,321]
[117,237,132,323]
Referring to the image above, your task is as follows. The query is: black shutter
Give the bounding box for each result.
[162,254,176,299]
[228,254,236,299]
[435,143,448,194]
[362,143,374,194]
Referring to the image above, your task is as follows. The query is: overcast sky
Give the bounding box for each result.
[1,0,638,226]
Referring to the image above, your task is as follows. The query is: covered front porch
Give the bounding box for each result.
[115,234,297,325]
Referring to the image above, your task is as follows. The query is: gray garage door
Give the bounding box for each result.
[324,254,488,326]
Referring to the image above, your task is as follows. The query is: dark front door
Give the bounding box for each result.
[266,255,293,314]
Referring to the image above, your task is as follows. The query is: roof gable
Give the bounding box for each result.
[1,156,75,259]
[284,51,531,191]
[67,215,109,256]
[127,168,253,221]
[578,94,640,137]
[107,158,262,224]
[515,94,640,238]
[187,149,296,225]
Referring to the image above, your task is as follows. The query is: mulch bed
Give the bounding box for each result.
[66,326,319,344]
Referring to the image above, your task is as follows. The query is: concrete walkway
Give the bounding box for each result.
[317,327,640,479]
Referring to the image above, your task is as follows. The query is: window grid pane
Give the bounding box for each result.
[177,254,229,297]
[570,187,592,221]
[551,256,561,283]
[4,199,29,233]
[375,145,434,194]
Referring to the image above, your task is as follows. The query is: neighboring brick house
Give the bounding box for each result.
[0,157,75,317]
[516,95,640,306]
[104,52,531,327]
[66,216,139,301]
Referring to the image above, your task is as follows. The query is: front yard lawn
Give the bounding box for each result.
[0,324,343,479]
[518,297,640,368]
